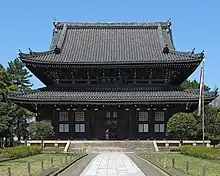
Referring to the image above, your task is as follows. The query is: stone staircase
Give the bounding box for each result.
[68,140,155,153]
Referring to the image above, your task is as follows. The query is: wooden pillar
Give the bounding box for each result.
[149,109,154,139]
[70,110,75,140]
[89,110,94,139]
[129,108,133,139]
[85,110,90,139]
[129,107,137,139]
[53,107,58,139]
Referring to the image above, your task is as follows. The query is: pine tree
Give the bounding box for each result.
[0,64,10,93]
[6,58,34,142]
[7,58,32,89]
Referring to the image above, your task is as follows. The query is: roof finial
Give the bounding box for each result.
[190,48,195,56]
[53,18,58,26]
[18,85,24,93]
[215,87,218,97]
[200,50,205,58]
[28,48,34,56]
[167,18,172,26]
[18,49,23,57]
[54,45,61,54]
[162,44,169,54]
[53,18,58,33]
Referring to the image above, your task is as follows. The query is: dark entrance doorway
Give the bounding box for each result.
[89,109,129,140]
[105,111,118,139]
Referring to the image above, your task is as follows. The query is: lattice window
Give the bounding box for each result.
[59,112,68,121]
[106,112,110,118]
[113,112,117,118]
[138,112,148,121]
[75,112,84,121]
[155,112,164,121]
[75,124,85,132]
[138,124,149,133]
[154,124,164,132]
[59,124,69,133]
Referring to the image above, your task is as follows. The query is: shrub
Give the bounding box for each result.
[179,146,220,160]
[166,113,197,144]
[1,145,41,159]
[28,120,54,140]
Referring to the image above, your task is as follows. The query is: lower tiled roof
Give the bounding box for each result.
[7,86,216,104]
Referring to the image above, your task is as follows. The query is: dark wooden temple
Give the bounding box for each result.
[8,21,216,140]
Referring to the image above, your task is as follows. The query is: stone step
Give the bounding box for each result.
[158,147,170,152]
[68,141,155,153]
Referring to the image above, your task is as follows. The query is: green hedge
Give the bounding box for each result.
[0,145,41,159]
[179,146,220,160]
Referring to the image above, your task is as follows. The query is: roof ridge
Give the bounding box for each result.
[38,85,183,92]
[56,23,68,51]
[56,21,170,28]
[157,24,166,49]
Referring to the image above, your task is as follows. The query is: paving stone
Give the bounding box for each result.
[79,152,145,176]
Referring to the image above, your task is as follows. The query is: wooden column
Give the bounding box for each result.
[129,109,133,139]
[149,110,154,139]
[85,110,90,139]
[90,110,95,139]
[53,107,58,139]
[70,110,75,139]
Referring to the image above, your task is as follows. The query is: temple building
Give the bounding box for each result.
[8,21,216,140]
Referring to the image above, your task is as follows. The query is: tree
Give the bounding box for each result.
[166,112,197,144]
[193,105,220,140]
[7,103,32,141]
[181,79,210,91]
[0,101,16,147]
[0,64,10,93]
[0,62,34,146]
[6,58,34,141]
[28,121,54,142]
[0,65,13,146]
[213,113,220,141]
[7,58,32,89]
[0,102,10,136]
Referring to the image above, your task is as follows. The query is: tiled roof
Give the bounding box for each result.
[210,92,220,107]
[19,22,203,64]
[7,86,215,104]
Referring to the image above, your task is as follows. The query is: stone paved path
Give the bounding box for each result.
[59,154,98,176]
[79,152,145,176]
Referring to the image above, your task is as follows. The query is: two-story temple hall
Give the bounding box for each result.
[8,21,216,140]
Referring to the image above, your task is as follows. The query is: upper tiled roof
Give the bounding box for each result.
[7,86,216,104]
[19,21,204,64]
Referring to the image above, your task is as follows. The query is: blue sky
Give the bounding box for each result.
[0,0,219,89]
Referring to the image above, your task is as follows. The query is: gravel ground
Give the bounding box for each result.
[127,153,169,176]
[58,153,97,176]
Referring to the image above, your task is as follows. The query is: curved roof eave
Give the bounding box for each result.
[19,53,203,66]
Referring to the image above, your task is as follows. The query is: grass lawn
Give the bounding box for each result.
[0,152,80,176]
[139,152,220,176]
